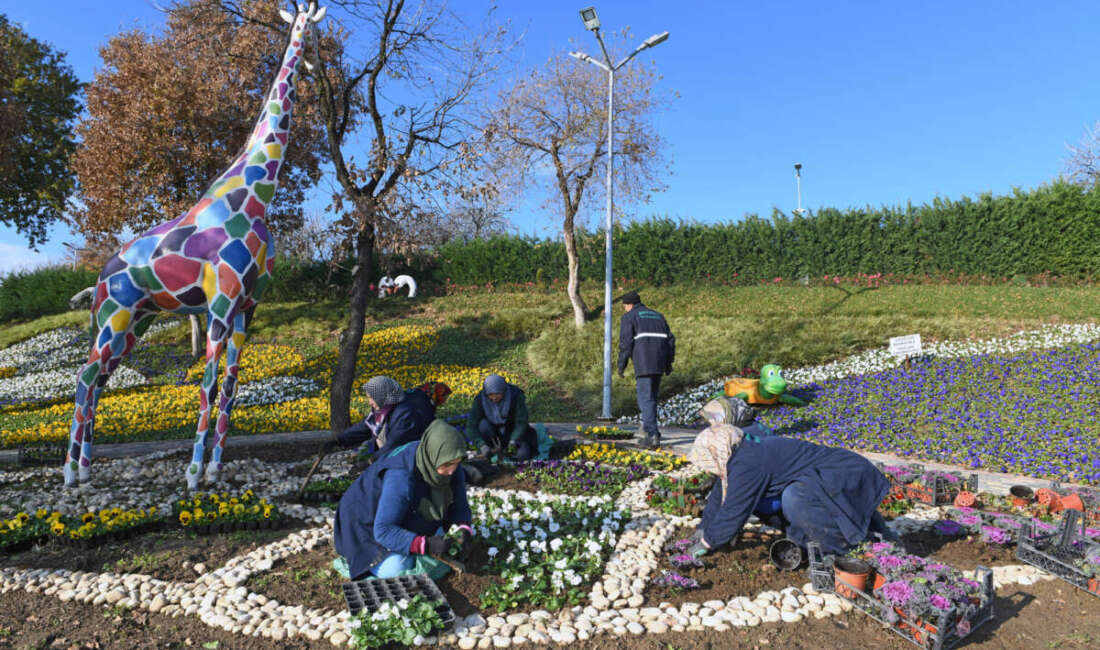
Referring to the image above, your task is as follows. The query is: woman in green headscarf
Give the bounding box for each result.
[333,419,474,580]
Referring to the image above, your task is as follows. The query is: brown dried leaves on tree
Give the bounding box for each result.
[485,32,672,327]
[71,0,339,240]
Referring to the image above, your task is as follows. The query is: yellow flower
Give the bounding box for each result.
[81,513,95,523]
[179,511,192,526]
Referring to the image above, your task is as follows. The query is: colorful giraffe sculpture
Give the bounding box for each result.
[64,2,327,489]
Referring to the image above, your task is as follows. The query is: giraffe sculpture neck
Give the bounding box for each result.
[205,19,309,208]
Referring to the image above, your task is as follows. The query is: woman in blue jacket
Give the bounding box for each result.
[685,424,892,557]
[324,375,436,461]
[333,419,473,580]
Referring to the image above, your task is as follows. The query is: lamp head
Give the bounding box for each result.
[643,31,670,48]
[794,162,802,172]
[580,6,600,31]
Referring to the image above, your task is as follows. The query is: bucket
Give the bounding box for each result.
[768,538,804,571]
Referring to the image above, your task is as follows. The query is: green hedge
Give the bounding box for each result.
[434,182,1100,284]
[0,266,100,322]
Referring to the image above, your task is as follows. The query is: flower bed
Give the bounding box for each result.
[173,489,279,532]
[576,425,633,440]
[48,506,166,549]
[810,540,995,649]
[467,491,627,612]
[621,323,1100,428]
[513,460,647,498]
[567,442,688,472]
[0,511,53,554]
[0,322,516,447]
[300,477,354,503]
[645,472,715,517]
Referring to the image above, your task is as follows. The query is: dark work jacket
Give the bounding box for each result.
[467,384,529,445]
[698,436,888,550]
[337,389,435,458]
[332,441,471,580]
[618,303,675,377]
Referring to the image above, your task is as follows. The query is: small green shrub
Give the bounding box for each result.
[0,265,100,322]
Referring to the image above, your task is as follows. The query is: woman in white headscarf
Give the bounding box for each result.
[684,421,893,557]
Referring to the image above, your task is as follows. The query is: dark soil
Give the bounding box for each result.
[0,586,332,650]
[479,467,531,493]
[436,539,551,617]
[902,529,1019,571]
[244,546,345,613]
[5,566,1096,649]
[572,578,1100,649]
[645,527,803,606]
[0,519,306,581]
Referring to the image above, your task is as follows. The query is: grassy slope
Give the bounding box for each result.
[5,284,1098,423]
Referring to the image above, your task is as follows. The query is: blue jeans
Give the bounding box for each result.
[780,480,852,555]
[372,553,415,578]
[636,374,662,440]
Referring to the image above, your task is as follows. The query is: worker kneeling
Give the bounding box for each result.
[684,424,895,558]
[333,419,472,581]
[468,374,537,462]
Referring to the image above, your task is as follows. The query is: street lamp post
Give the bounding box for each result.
[570,6,669,420]
[794,163,806,215]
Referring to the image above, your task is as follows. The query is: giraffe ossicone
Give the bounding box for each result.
[63,2,328,489]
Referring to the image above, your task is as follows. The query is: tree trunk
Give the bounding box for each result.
[189,314,203,358]
[562,216,588,328]
[329,222,376,434]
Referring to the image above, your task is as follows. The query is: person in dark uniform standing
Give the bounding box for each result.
[617,291,675,449]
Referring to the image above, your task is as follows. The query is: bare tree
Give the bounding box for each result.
[485,32,672,327]
[72,0,336,240]
[1064,120,1100,187]
[309,0,509,432]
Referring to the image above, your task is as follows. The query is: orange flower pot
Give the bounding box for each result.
[1036,488,1059,507]
[834,557,871,599]
[1061,493,1085,512]
[954,491,978,508]
[872,571,886,591]
[1089,578,1100,595]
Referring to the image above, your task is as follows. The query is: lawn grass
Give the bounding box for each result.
[5,283,1098,425]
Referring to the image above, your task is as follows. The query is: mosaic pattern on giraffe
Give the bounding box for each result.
[64,2,328,489]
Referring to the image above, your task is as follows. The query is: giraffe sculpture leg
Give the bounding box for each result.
[186,315,232,490]
[64,301,153,486]
[203,308,252,484]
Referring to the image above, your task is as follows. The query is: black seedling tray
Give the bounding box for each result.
[1015,509,1100,598]
[342,573,455,630]
[17,444,66,467]
[809,542,995,650]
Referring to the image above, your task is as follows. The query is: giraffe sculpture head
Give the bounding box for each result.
[63,3,328,489]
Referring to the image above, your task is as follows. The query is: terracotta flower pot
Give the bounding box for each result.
[954,491,978,508]
[833,557,871,598]
[1036,487,1059,506]
[1060,493,1085,512]
[1010,485,1034,507]
[872,571,886,591]
[1088,578,1100,595]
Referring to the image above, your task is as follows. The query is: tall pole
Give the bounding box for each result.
[795,163,804,215]
[601,65,615,419]
[571,10,668,421]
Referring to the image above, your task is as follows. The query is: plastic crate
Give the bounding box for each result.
[896,464,977,506]
[17,443,66,467]
[342,573,456,630]
[808,542,995,650]
[1015,510,1100,598]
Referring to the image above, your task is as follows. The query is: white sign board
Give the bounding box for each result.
[889,334,922,358]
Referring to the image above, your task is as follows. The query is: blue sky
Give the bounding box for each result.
[3,0,1099,273]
